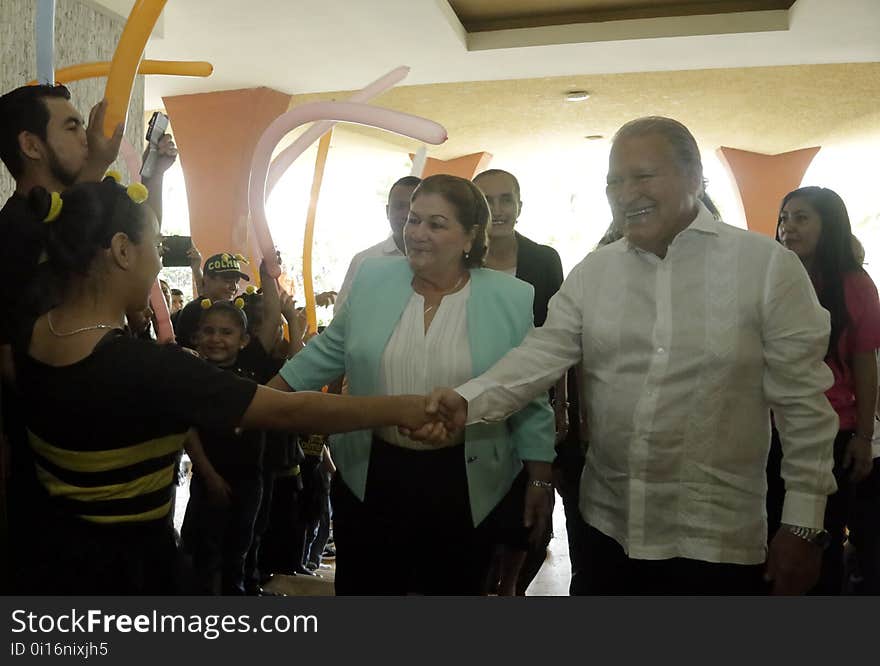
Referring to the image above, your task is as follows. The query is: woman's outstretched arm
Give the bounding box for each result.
[240,385,442,437]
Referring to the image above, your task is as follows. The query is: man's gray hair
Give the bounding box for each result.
[613,116,721,219]
[612,116,703,179]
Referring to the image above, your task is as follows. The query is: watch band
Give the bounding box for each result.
[781,523,831,549]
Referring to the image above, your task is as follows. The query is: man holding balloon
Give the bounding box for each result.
[0,84,125,348]
[0,80,181,591]
[0,83,125,591]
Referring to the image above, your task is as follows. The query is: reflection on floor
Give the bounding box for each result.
[526,492,570,596]
[263,568,336,596]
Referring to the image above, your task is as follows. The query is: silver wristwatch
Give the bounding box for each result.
[781,523,831,549]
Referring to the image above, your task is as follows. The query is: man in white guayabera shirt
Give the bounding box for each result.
[416,117,839,595]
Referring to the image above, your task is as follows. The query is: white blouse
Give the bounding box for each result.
[377,281,472,449]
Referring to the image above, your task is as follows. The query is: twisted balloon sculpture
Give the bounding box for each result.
[30,0,209,344]
[102,0,168,136]
[28,59,213,87]
[249,101,447,333]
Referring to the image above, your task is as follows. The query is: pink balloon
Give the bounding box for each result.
[120,138,175,343]
[266,66,410,195]
[119,138,142,184]
[150,280,175,344]
[249,101,447,278]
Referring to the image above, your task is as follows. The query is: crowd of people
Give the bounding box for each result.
[0,83,878,596]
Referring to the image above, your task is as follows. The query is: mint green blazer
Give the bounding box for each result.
[278,256,555,526]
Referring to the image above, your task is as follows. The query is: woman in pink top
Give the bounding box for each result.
[769,186,880,594]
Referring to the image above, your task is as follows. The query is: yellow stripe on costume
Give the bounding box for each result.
[79,500,173,524]
[28,430,185,473]
[34,463,175,502]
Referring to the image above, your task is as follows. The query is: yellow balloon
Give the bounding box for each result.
[103,0,168,137]
[303,131,333,335]
[28,60,213,86]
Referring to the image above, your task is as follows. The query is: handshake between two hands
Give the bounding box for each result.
[395,388,555,546]
[398,388,469,444]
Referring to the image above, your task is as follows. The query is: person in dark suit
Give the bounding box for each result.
[474,168,584,595]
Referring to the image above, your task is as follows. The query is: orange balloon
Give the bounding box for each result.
[28,60,213,86]
[103,0,168,137]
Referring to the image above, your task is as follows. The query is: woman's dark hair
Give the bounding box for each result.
[390,175,421,193]
[198,298,249,334]
[239,289,264,335]
[29,177,148,282]
[411,174,490,268]
[776,186,861,359]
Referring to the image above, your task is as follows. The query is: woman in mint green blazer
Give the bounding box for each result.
[270,175,555,595]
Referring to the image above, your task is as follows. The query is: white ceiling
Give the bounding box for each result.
[86,0,880,109]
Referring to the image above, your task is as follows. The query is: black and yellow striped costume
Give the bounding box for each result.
[16,332,257,593]
[28,429,185,524]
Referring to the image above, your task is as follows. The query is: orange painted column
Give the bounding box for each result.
[413,151,493,179]
[163,88,291,271]
[717,146,820,238]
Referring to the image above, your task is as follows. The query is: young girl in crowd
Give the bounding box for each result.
[770,186,880,594]
[181,295,276,594]
[183,258,302,594]
[16,178,440,594]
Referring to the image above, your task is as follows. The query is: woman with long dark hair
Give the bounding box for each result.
[769,185,880,593]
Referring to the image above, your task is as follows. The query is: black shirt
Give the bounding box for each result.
[16,331,258,523]
[514,231,564,327]
[0,195,58,525]
[174,297,205,349]
[197,339,278,477]
[514,231,582,447]
[0,194,58,348]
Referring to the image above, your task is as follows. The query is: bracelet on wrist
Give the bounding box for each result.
[781,523,831,549]
[528,479,553,491]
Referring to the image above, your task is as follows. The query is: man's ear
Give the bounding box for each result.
[18,130,44,161]
[692,169,705,198]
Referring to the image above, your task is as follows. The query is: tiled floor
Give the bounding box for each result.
[174,475,572,596]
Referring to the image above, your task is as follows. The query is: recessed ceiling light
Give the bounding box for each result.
[565,90,590,102]
[585,134,604,140]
